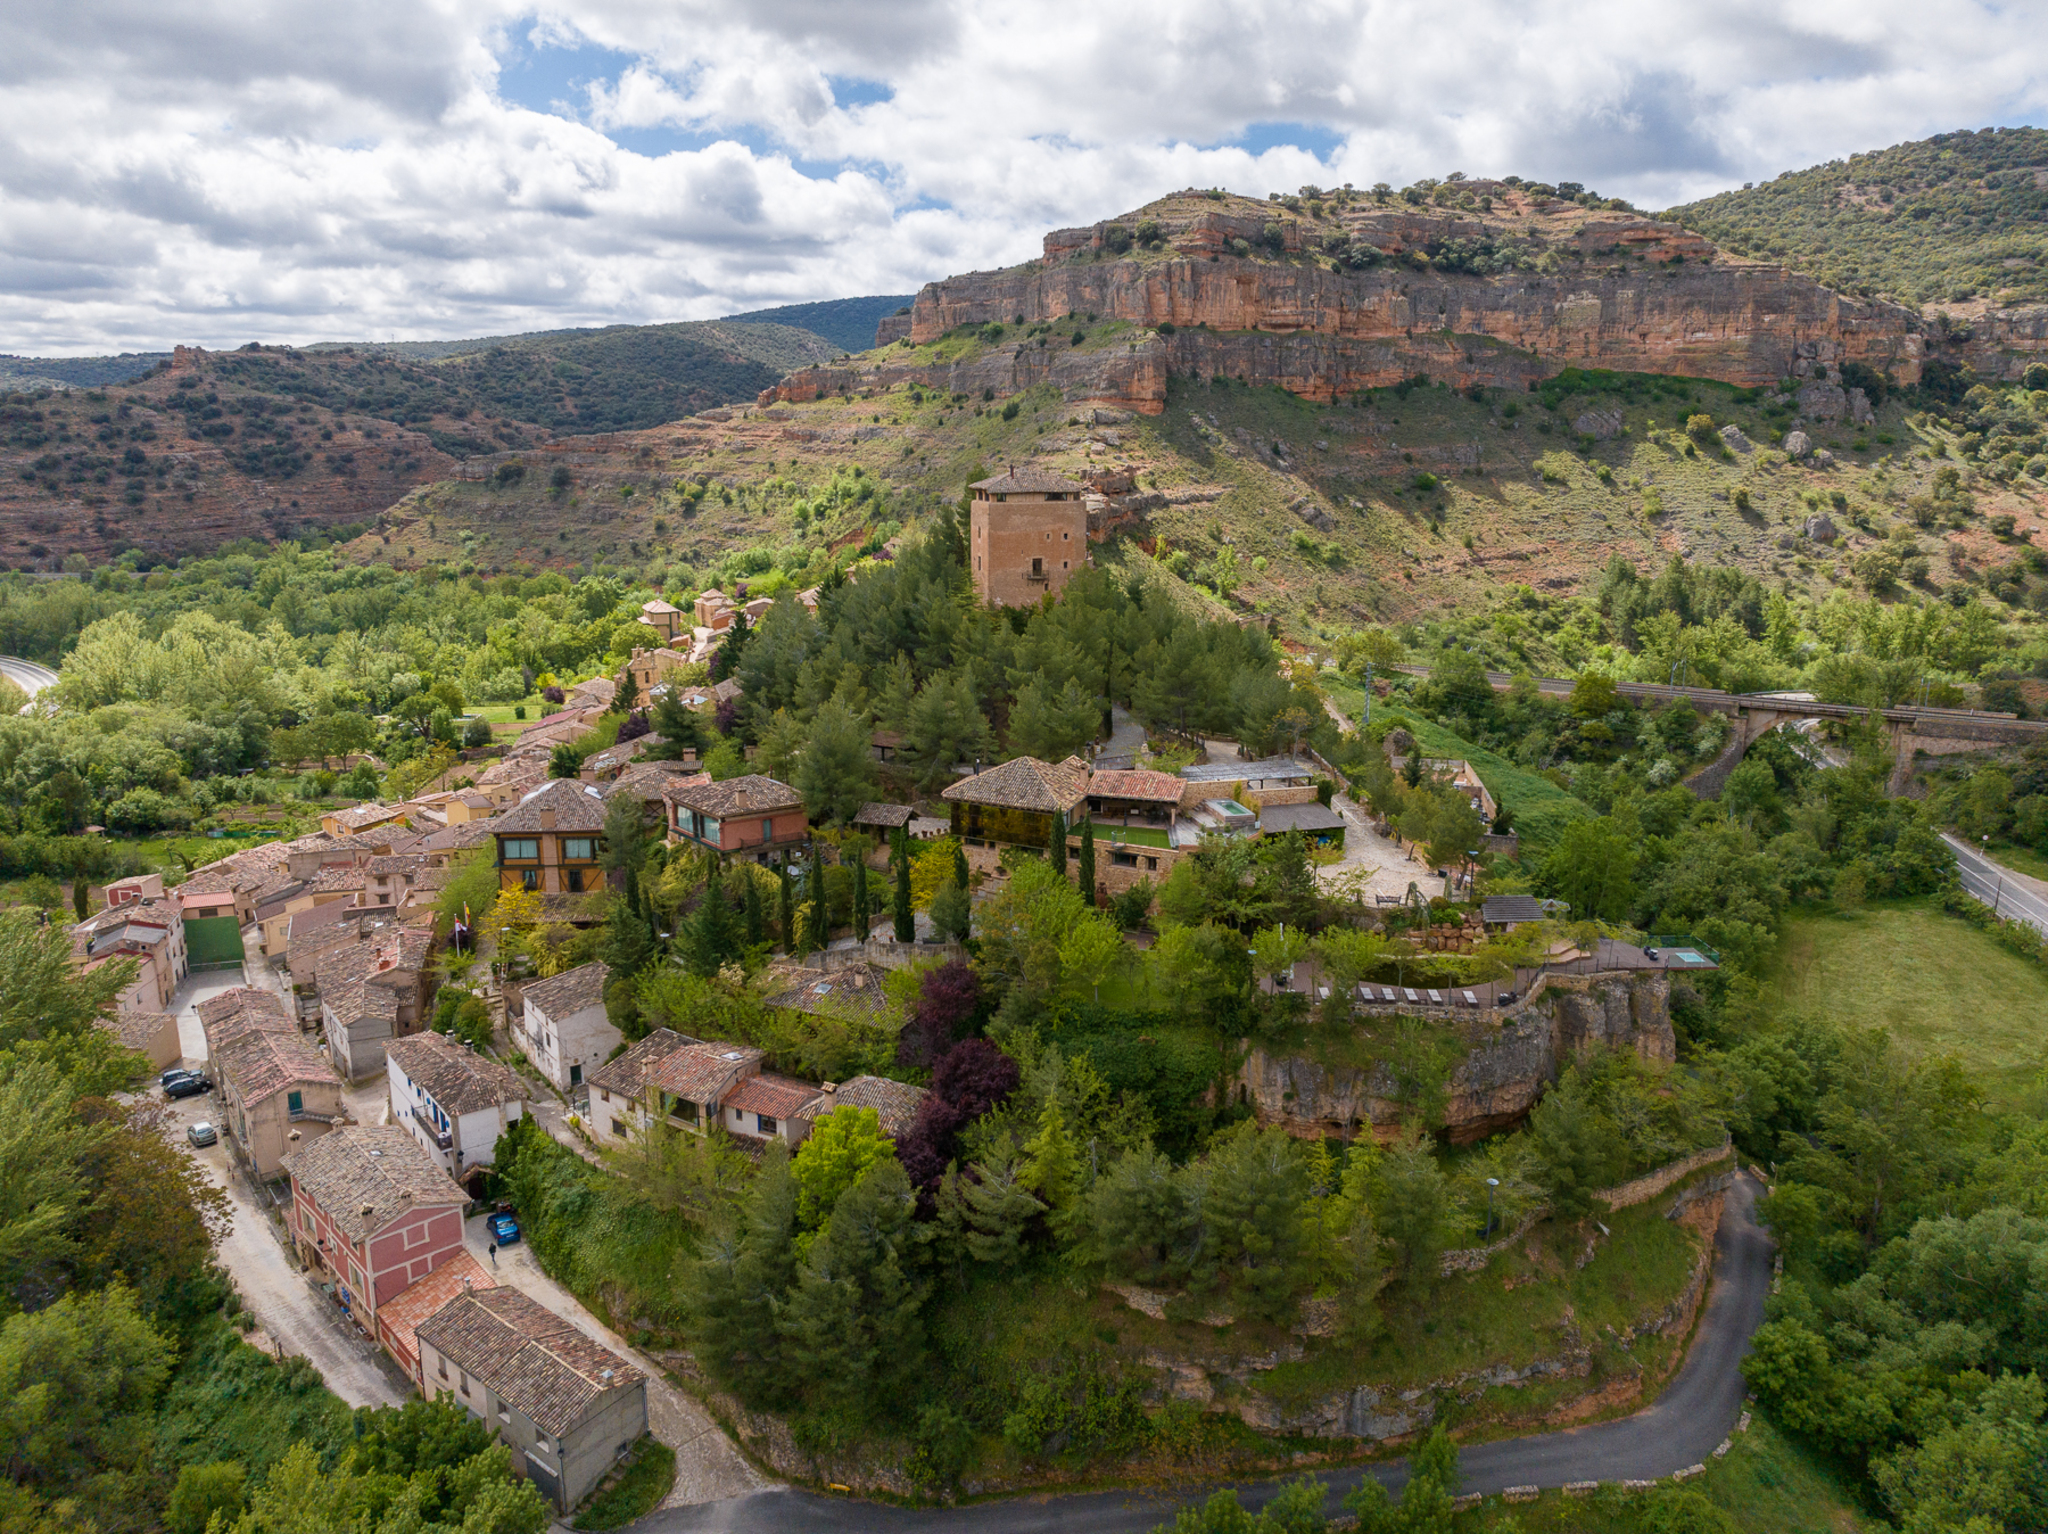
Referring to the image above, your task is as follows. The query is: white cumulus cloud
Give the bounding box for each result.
[1,0,2041,352]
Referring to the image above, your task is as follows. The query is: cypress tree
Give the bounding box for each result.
[803,850,828,954]
[72,872,88,922]
[603,868,656,977]
[952,838,969,893]
[742,874,765,948]
[893,829,915,942]
[778,863,795,951]
[852,852,872,939]
[1077,815,1096,906]
[1048,810,1068,877]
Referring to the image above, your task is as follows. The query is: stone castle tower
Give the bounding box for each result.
[968,467,1089,607]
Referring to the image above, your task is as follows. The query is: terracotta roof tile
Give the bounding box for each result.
[808,1075,928,1137]
[587,1027,697,1098]
[723,1072,821,1121]
[852,802,915,828]
[970,467,1087,494]
[380,1251,496,1371]
[521,960,610,1020]
[387,1033,528,1115]
[492,778,610,835]
[415,1288,642,1438]
[651,1042,762,1103]
[662,774,802,819]
[1086,769,1187,804]
[941,755,1089,813]
[282,1124,465,1239]
[216,1028,340,1104]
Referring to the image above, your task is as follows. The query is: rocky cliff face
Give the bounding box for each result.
[764,186,1960,416]
[1234,970,1674,1144]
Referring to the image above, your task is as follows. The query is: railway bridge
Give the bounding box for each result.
[1388,664,2048,795]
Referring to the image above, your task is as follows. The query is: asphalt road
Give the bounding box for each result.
[0,654,57,700]
[1944,834,2048,939]
[642,1176,1772,1533]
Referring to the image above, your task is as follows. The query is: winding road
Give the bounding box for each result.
[0,655,57,700]
[640,1175,1772,1533]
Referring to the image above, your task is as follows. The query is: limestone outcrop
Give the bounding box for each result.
[1233,970,1674,1144]
[762,188,1957,416]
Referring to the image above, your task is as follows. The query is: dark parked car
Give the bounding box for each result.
[160,1067,201,1089]
[486,1212,520,1245]
[164,1074,212,1100]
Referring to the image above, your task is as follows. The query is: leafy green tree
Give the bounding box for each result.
[1542,813,1639,922]
[851,852,873,938]
[791,1107,894,1232]
[1345,1425,1458,1533]
[0,1061,103,1302]
[1021,1097,1081,1217]
[650,689,708,757]
[167,1462,247,1534]
[351,1396,496,1479]
[0,1283,172,1496]
[679,865,741,977]
[1153,1476,1330,1532]
[1058,913,1124,1002]
[601,868,658,978]
[1009,675,1099,760]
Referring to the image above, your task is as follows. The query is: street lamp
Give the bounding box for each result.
[1485,1177,1500,1239]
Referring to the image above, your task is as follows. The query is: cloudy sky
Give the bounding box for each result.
[5,0,2044,354]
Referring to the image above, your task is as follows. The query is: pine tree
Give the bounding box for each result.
[1048,810,1068,876]
[1021,1097,1080,1216]
[852,853,873,939]
[893,828,915,942]
[943,1156,1046,1267]
[1077,815,1096,906]
[776,1160,927,1417]
[681,863,743,977]
[602,869,656,978]
[778,864,795,951]
[686,1142,800,1408]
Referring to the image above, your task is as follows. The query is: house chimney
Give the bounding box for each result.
[539,809,556,829]
[821,1082,837,1094]
[734,788,749,810]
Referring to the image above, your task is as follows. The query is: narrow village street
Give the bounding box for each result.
[161,969,410,1409]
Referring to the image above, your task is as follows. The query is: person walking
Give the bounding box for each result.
[487,1240,497,1268]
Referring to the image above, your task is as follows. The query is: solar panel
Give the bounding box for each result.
[1426,989,1444,1004]
[1403,988,1420,1003]
[1382,987,1398,1002]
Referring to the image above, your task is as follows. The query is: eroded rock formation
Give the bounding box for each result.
[762,187,1968,416]
[1233,970,1675,1144]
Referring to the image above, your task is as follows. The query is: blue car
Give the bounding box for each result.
[487,1212,520,1245]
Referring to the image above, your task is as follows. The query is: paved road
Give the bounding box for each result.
[640,1176,1771,1532]
[0,655,57,701]
[1944,834,2048,938]
[160,969,411,1408]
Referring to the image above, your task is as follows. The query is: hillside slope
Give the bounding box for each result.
[1665,126,2048,308]
[339,342,2048,639]
[720,295,918,355]
[0,345,554,566]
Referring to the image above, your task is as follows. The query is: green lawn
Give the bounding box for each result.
[1982,836,2048,885]
[1764,900,2048,1109]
